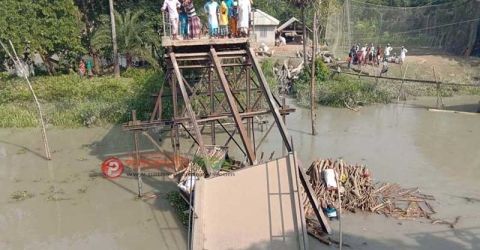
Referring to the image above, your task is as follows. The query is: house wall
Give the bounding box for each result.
[254,25,277,46]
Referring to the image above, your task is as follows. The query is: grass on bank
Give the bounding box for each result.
[2,60,478,128]
[260,58,480,108]
[0,68,174,128]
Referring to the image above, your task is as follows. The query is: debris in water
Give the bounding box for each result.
[11,191,35,201]
[78,187,87,194]
[16,148,27,154]
[304,158,437,220]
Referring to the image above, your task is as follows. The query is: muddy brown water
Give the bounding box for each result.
[1,96,479,249]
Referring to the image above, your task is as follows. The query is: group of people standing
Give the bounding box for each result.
[162,0,251,40]
[347,43,408,68]
[347,43,408,77]
[78,59,93,78]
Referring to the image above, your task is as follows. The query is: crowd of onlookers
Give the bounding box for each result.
[347,43,408,76]
[161,0,252,40]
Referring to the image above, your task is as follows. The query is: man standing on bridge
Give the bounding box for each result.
[161,0,182,40]
[237,0,250,38]
[204,0,220,38]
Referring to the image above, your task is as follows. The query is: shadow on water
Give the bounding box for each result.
[233,226,480,250]
[0,140,49,160]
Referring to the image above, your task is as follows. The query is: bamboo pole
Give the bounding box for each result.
[336,167,343,250]
[397,63,409,102]
[1,41,51,160]
[433,66,444,109]
[310,12,318,136]
[339,70,479,87]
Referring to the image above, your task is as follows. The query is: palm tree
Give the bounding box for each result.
[108,0,120,78]
[92,9,160,69]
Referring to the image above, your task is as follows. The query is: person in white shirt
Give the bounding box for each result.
[161,0,182,40]
[361,44,367,64]
[384,43,392,61]
[237,0,251,37]
[400,46,408,64]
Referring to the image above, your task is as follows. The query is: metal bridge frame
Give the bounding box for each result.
[122,37,331,247]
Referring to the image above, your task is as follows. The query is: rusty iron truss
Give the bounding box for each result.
[122,38,331,246]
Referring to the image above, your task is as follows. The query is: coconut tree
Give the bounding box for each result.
[92,9,160,70]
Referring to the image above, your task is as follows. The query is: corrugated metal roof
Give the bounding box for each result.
[276,17,313,32]
[276,17,298,32]
[252,9,280,26]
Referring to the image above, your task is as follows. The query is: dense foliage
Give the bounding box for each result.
[0,0,84,74]
[1,0,469,73]
[91,10,160,68]
[0,69,172,127]
[293,58,393,107]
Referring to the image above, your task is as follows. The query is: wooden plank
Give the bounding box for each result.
[428,109,479,115]
[170,52,207,159]
[162,37,249,47]
[174,50,247,58]
[210,48,257,165]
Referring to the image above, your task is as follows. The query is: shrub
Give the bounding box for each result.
[295,75,393,108]
[0,71,173,128]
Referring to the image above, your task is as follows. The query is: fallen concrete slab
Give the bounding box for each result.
[191,153,307,250]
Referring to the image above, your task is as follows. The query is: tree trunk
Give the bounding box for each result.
[92,49,101,74]
[310,11,318,136]
[81,0,90,32]
[39,53,52,76]
[80,0,102,74]
[127,54,133,68]
[302,6,307,67]
[42,54,57,76]
[466,20,479,56]
[109,0,120,78]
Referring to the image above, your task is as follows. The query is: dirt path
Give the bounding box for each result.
[258,44,480,84]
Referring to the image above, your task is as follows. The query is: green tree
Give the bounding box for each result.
[75,0,164,74]
[91,9,160,69]
[0,0,84,75]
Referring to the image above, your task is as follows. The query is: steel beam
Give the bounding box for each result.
[248,48,291,152]
[150,72,169,123]
[170,52,206,158]
[248,48,332,234]
[122,108,296,131]
[210,48,256,165]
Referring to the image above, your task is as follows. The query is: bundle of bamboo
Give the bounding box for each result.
[303,158,437,220]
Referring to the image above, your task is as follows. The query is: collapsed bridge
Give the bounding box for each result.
[122,36,330,250]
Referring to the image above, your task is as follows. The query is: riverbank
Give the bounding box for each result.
[0,69,171,128]
[2,59,478,128]
[1,95,479,249]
